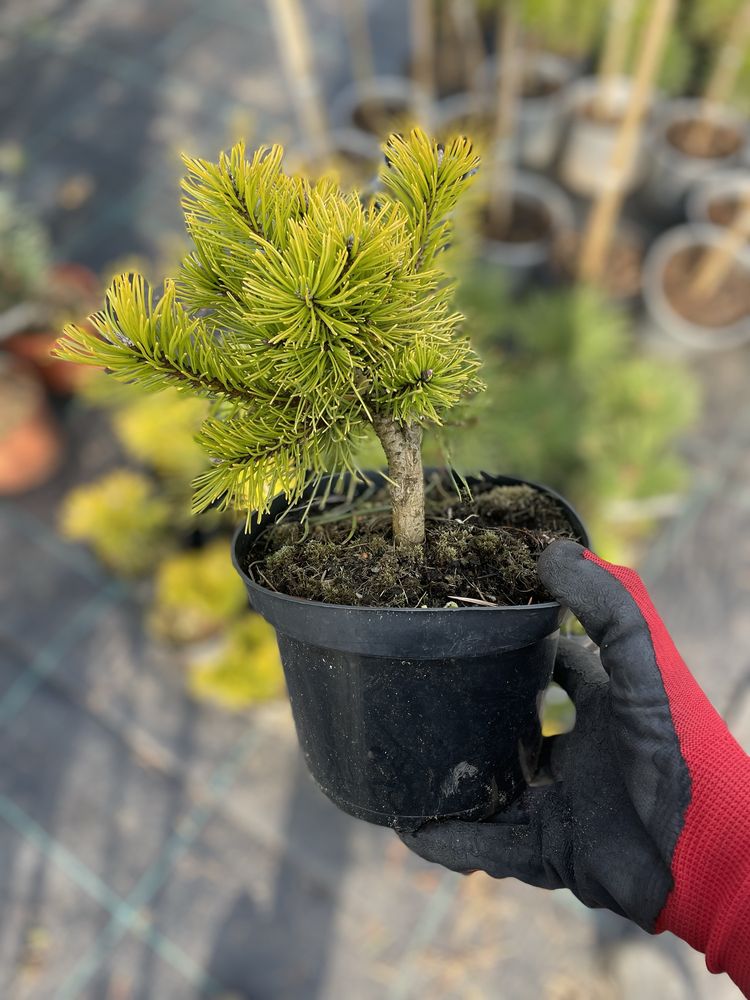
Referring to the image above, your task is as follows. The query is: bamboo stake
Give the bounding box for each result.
[448,0,487,109]
[685,2,750,158]
[343,0,375,91]
[594,0,636,118]
[411,0,436,126]
[691,190,750,300]
[578,0,675,283]
[703,2,750,108]
[488,1,521,232]
[266,0,330,160]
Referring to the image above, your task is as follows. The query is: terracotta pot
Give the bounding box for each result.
[0,359,61,494]
[3,262,99,395]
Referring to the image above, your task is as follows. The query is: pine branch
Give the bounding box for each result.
[380,131,480,270]
[55,130,484,532]
[56,275,255,403]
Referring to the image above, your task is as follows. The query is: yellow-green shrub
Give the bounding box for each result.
[149,540,248,643]
[188,615,284,709]
[60,470,173,576]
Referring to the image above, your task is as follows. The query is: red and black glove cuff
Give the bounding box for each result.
[584,551,750,994]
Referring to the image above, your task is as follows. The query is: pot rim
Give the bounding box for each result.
[329,74,427,131]
[479,51,578,105]
[287,127,382,162]
[479,170,575,266]
[642,222,750,349]
[651,98,748,167]
[565,74,658,119]
[232,471,587,615]
[686,168,750,228]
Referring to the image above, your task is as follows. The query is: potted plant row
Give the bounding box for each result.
[56,129,588,829]
[643,1,750,216]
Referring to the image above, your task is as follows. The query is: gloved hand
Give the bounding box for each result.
[400,540,750,997]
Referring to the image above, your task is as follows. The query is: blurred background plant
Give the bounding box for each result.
[436,272,700,561]
[58,379,283,708]
[0,188,50,315]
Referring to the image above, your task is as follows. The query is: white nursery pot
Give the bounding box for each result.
[515,53,577,169]
[559,76,651,197]
[642,224,750,351]
[481,170,575,275]
[475,52,577,169]
[643,99,747,217]
[686,168,750,229]
[437,91,492,140]
[286,128,382,187]
[330,75,430,136]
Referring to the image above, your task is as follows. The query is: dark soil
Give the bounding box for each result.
[482,196,552,244]
[301,147,377,187]
[352,98,410,137]
[243,482,579,609]
[708,194,743,228]
[663,246,750,328]
[666,118,742,159]
[440,111,493,141]
[406,55,465,101]
[553,228,643,299]
[523,75,562,100]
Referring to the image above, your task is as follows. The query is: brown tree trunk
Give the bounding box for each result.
[372,414,425,548]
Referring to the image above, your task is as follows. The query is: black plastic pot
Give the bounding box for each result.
[232,472,588,829]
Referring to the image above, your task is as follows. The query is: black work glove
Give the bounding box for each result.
[399,541,750,997]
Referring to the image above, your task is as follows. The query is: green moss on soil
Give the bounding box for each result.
[244,482,579,609]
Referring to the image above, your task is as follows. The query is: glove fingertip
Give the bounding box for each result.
[537,539,588,591]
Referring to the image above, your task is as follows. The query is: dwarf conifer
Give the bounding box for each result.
[56,129,483,547]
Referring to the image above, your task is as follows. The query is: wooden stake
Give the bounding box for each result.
[594,0,636,118]
[578,0,675,283]
[691,190,750,300]
[448,0,487,109]
[266,0,330,160]
[703,2,750,108]
[411,0,436,126]
[342,0,375,91]
[488,1,521,233]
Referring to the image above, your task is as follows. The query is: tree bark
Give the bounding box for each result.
[372,414,425,548]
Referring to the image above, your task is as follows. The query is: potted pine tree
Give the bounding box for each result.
[56,130,587,828]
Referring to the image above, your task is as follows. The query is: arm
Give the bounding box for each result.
[400,541,750,996]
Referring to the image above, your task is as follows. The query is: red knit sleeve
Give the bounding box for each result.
[584,551,750,996]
